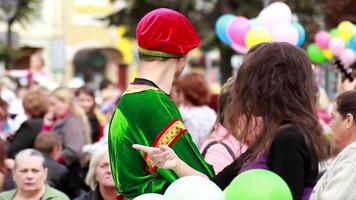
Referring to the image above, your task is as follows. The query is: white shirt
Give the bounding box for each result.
[311,142,356,200]
[179,105,216,148]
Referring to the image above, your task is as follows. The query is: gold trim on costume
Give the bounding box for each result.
[123,84,159,95]
[145,120,187,174]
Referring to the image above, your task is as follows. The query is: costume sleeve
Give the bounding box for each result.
[109,107,172,199]
[109,90,214,199]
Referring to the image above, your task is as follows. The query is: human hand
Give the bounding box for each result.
[132,144,181,170]
[43,112,55,126]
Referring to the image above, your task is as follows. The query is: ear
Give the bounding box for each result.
[345,113,354,129]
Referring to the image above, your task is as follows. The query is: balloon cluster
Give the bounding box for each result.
[308,21,356,65]
[133,170,293,200]
[215,2,305,54]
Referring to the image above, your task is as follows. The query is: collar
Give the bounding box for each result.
[133,78,160,89]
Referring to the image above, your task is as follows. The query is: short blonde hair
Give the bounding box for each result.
[85,145,109,190]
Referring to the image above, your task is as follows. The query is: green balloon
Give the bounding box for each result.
[307,43,326,64]
[225,169,293,200]
[329,28,338,37]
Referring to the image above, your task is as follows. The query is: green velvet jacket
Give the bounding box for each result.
[108,84,214,199]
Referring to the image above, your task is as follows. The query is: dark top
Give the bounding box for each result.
[210,126,318,200]
[74,187,125,200]
[7,118,43,158]
[42,153,69,193]
[75,187,103,200]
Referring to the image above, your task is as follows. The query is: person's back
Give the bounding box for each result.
[108,8,214,199]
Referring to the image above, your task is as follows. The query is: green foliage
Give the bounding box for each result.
[8,0,41,25]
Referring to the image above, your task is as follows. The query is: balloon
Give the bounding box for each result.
[337,21,354,41]
[314,31,330,49]
[227,16,251,47]
[257,2,292,31]
[249,17,260,28]
[271,24,299,45]
[215,14,235,45]
[329,28,338,37]
[134,193,164,200]
[292,22,306,46]
[232,43,248,54]
[340,49,356,66]
[322,49,334,60]
[349,35,356,51]
[329,37,346,56]
[163,176,224,200]
[245,28,272,48]
[225,169,293,200]
[307,43,326,64]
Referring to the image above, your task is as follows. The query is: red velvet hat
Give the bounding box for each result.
[136,8,200,58]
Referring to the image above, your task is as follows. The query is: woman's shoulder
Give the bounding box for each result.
[275,125,304,142]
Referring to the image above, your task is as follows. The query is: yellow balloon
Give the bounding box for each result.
[245,28,272,48]
[337,21,354,41]
[322,49,333,60]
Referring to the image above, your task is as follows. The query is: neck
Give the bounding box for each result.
[15,187,46,200]
[137,59,178,94]
[99,185,118,200]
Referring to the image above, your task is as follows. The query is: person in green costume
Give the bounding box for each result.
[108,8,215,199]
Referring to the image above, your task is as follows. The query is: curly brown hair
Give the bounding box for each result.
[229,42,328,163]
[23,89,48,118]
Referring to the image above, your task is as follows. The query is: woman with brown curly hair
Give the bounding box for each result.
[134,42,328,200]
[7,89,49,158]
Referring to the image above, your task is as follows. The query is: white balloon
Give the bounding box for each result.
[134,193,164,200]
[163,176,224,200]
[257,2,292,31]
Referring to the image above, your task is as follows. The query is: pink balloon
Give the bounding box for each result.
[340,49,356,66]
[231,43,248,54]
[329,37,346,56]
[271,24,299,45]
[314,31,330,49]
[227,16,251,47]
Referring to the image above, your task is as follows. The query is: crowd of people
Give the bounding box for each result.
[0,70,121,199]
[1,7,356,200]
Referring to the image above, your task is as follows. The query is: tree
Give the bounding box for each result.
[0,0,41,68]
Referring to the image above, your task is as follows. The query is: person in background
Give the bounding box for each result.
[134,42,328,200]
[0,99,9,140]
[311,90,356,199]
[0,139,14,192]
[109,8,215,199]
[76,86,103,143]
[34,132,69,192]
[75,145,125,200]
[199,78,248,174]
[0,149,69,200]
[7,89,48,158]
[172,72,217,148]
[5,54,50,88]
[42,87,91,198]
